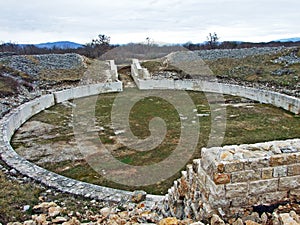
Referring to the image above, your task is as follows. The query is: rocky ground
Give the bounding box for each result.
[1,164,299,225]
[143,46,300,97]
[0,49,300,224]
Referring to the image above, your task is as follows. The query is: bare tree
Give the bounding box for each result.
[207,32,219,49]
[84,34,111,58]
[91,34,110,47]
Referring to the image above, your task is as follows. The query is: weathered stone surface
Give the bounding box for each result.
[213,173,231,185]
[158,217,179,225]
[100,207,111,217]
[244,158,270,170]
[249,179,278,195]
[48,206,62,217]
[231,196,249,207]
[206,177,226,197]
[211,214,225,225]
[290,211,300,224]
[224,162,244,173]
[226,183,248,198]
[273,166,288,177]
[279,213,299,225]
[261,168,273,179]
[290,188,300,200]
[231,170,260,183]
[245,220,261,225]
[270,155,288,167]
[279,176,300,191]
[23,220,36,225]
[233,218,244,225]
[132,190,147,203]
[288,164,300,176]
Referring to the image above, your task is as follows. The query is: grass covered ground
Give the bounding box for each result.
[11,90,300,195]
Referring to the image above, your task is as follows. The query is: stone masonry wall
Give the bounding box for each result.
[131,59,300,220]
[163,139,300,220]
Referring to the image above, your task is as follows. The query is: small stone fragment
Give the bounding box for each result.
[233,218,244,225]
[23,220,36,225]
[33,214,47,225]
[62,217,80,225]
[131,190,147,203]
[279,213,299,225]
[211,214,225,225]
[245,220,260,225]
[48,206,62,217]
[261,213,268,225]
[33,202,57,210]
[52,217,68,223]
[159,217,179,225]
[100,207,111,217]
[23,205,31,212]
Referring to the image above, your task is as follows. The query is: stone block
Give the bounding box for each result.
[244,158,269,170]
[279,175,300,191]
[192,159,201,173]
[262,191,287,203]
[217,162,225,173]
[231,170,261,183]
[273,166,288,177]
[225,182,248,198]
[209,195,230,208]
[286,153,298,164]
[206,177,226,197]
[288,164,300,176]
[249,179,278,195]
[261,168,273,179]
[224,161,244,173]
[231,196,249,207]
[249,191,287,206]
[195,173,207,191]
[213,173,231,185]
[270,154,288,167]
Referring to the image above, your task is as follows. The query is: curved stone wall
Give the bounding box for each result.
[0,59,299,217]
[0,82,163,206]
[131,59,300,114]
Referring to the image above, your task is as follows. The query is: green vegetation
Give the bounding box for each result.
[0,170,41,223]
[205,48,300,88]
[11,90,300,195]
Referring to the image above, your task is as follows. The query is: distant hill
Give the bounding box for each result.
[34,41,83,49]
[275,37,300,42]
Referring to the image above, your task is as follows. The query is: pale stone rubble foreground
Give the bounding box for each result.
[5,200,300,224]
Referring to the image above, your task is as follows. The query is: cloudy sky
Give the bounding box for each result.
[0,0,299,44]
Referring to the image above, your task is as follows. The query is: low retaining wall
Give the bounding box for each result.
[0,81,163,206]
[163,139,300,220]
[108,60,119,81]
[131,60,300,114]
[54,81,123,103]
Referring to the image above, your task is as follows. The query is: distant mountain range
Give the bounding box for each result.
[275,37,300,42]
[18,41,83,49]
[34,41,83,49]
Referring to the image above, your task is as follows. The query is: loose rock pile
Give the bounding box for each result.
[196,47,286,60]
[0,54,85,78]
[6,200,300,224]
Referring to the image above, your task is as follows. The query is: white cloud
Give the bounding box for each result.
[0,0,299,44]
